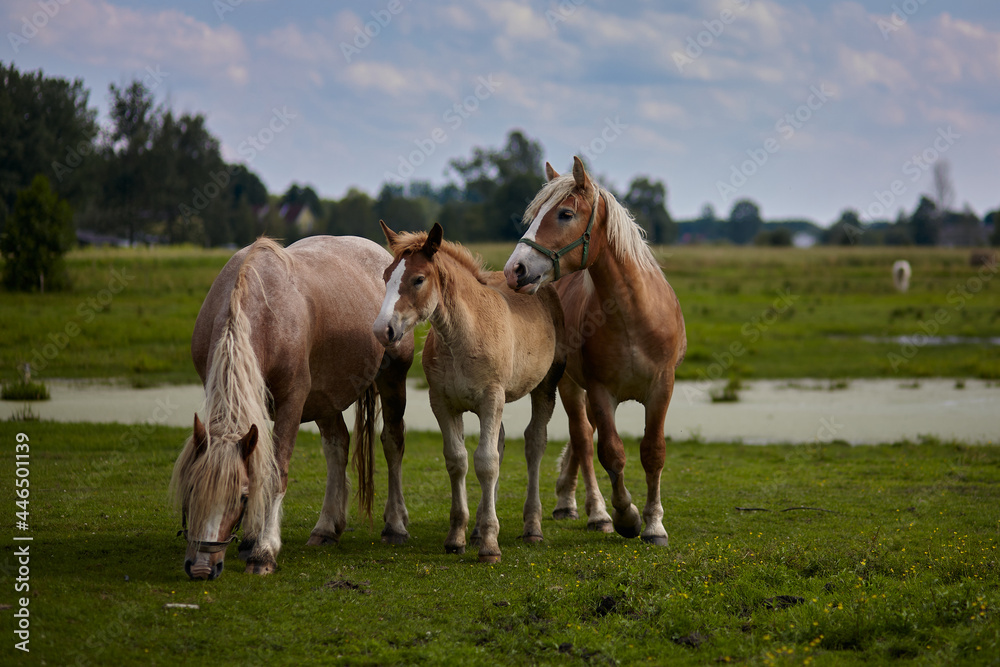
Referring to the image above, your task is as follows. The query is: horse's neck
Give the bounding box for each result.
[428,260,491,351]
[587,244,664,314]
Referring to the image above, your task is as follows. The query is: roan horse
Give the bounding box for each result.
[373,221,565,563]
[503,157,686,546]
[170,236,413,579]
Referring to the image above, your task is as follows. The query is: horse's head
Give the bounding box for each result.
[373,220,444,346]
[505,156,602,294]
[172,415,257,580]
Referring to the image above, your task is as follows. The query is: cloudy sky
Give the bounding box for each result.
[6,0,1000,225]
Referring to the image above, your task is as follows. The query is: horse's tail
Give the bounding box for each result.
[352,382,380,526]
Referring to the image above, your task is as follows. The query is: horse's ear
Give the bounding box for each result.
[380,219,399,248]
[193,414,208,460]
[545,162,559,181]
[572,156,592,192]
[239,424,258,463]
[423,222,443,258]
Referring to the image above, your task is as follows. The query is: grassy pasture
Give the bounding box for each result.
[1,244,998,386]
[4,422,998,665]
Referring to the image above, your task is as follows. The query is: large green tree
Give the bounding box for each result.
[449,129,545,241]
[1,174,74,292]
[0,63,99,226]
[624,176,675,244]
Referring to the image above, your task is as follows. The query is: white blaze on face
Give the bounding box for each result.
[504,198,558,280]
[375,259,407,333]
[197,506,225,543]
[521,197,557,242]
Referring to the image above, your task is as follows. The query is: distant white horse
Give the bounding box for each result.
[892,260,911,292]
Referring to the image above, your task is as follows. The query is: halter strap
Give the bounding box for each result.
[518,188,600,281]
[177,494,248,554]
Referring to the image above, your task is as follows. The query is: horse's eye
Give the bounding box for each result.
[558,209,574,221]
[413,276,425,287]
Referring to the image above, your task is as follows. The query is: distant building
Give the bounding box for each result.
[279,202,316,235]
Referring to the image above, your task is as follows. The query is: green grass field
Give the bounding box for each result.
[5,422,998,665]
[1,244,998,386]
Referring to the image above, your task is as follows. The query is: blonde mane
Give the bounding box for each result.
[170,237,284,536]
[523,175,661,276]
[391,230,489,284]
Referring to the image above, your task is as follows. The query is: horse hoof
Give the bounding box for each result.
[468,534,482,547]
[306,532,339,546]
[479,553,501,564]
[245,558,276,575]
[587,520,614,533]
[520,533,544,544]
[641,534,669,547]
[381,528,409,546]
[445,544,466,555]
[613,505,642,539]
[552,508,579,520]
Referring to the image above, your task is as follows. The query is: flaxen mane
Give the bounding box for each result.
[523,175,662,276]
[170,238,284,537]
[390,231,489,285]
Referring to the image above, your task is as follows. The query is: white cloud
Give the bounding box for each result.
[7,0,250,85]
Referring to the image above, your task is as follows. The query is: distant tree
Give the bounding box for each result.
[909,196,939,246]
[624,176,675,244]
[727,199,763,244]
[823,209,864,245]
[328,188,378,239]
[1,175,74,292]
[449,129,545,239]
[932,160,955,214]
[0,63,99,225]
[987,209,1000,247]
[375,184,429,233]
[753,228,792,246]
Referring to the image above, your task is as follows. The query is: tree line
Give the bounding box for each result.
[1,63,997,291]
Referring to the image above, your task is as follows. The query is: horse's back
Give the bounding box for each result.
[193,236,401,410]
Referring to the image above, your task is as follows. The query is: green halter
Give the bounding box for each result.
[518,189,600,281]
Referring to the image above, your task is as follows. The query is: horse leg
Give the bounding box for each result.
[473,389,505,563]
[638,381,672,546]
[589,384,642,539]
[431,394,469,555]
[522,363,560,542]
[555,376,612,531]
[376,352,410,545]
[245,404,300,575]
[307,413,350,546]
[471,423,504,546]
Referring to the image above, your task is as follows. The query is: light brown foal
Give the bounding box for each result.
[374,221,565,563]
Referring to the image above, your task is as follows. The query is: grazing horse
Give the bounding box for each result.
[373,221,565,563]
[503,157,686,546]
[892,260,912,292]
[170,236,413,579]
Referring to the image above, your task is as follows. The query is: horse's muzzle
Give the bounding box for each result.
[185,558,224,580]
